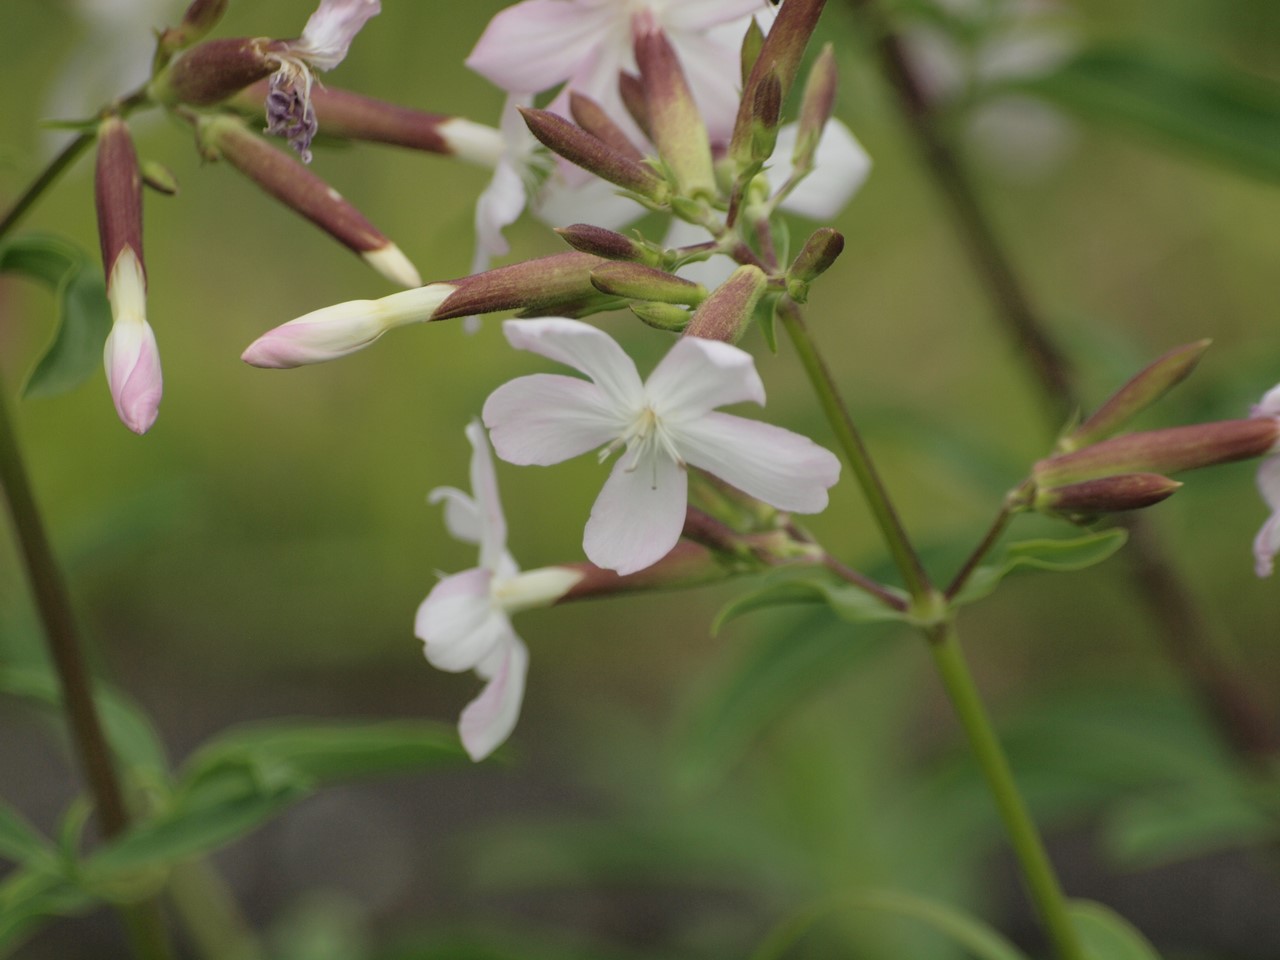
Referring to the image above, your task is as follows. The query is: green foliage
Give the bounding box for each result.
[0,233,112,399]
[952,529,1128,607]
[1014,44,1280,183]
[0,864,95,954]
[1069,901,1162,960]
[0,800,53,866]
[714,567,910,631]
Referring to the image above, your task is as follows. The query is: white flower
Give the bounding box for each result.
[482,318,841,575]
[415,421,582,761]
[1252,385,1280,577]
[466,0,770,145]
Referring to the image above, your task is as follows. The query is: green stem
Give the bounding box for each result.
[0,376,174,958]
[779,299,932,600]
[927,622,1084,960]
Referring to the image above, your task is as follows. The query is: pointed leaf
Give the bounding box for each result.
[1102,789,1278,869]
[953,529,1128,607]
[0,801,52,866]
[0,864,94,955]
[1014,45,1280,183]
[714,567,909,633]
[1068,901,1162,960]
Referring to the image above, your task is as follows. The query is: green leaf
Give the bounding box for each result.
[1013,45,1280,183]
[1068,901,1162,960]
[713,567,909,633]
[0,801,52,866]
[0,233,112,399]
[953,529,1128,607]
[751,888,1030,960]
[676,608,897,792]
[1102,789,1279,869]
[0,864,95,956]
[86,720,467,876]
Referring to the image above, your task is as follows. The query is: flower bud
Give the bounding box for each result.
[729,69,782,172]
[518,108,668,204]
[786,228,844,301]
[793,44,838,175]
[633,15,715,198]
[683,265,768,343]
[140,160,180,196]
[1034,419,1280,487]
[435,252,611,321]
[590,263,706,306]
[630,302,691,332]
[617,72,652,141]
[151,37,277,107]
[196,115,420,287]
[242,284,456,368]
[1034,473,1182,515]
[569,92,645,162]
[1061,340,1213,451]
[556,224,656,264]
[158,0,230,56]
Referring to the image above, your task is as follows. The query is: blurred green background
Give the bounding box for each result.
[2,0,1280,957]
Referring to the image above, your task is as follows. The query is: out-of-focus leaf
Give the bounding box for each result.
[0,863,95,956]
[714,567,909,633]
[750,888,1030,960]
[678,609,897,792]
[1013,45,1280,183]
[0,801,52,866]
[85,721,466,877]
[0,234,112,399]
[378,932,638,960]
[953,529,1128,607]
[1069,901,1162,960]
[0,664,169,780]
[1102,789,1279,869]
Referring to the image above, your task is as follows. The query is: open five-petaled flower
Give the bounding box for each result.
[482,318,841,575]
[415,421,582,761]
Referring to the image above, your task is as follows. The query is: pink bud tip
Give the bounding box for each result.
[104,249,162,434]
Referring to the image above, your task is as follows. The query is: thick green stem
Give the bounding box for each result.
[927,622,1084,960]
[0,377,174,958]
[779,299,932,600]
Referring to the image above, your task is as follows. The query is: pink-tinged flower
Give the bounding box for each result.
[467,0,770,145]
[416,421,582,761]
[482,318,841,574]
[1252,385,1280,577]
[103,248,163,434]
[266,0,381,162]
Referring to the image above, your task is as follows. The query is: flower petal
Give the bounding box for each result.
[1254,455,1280,577]
[427,486,481,545]
[296,0,381,71]
[458,636,528,761]
[484,373,622,466]
[667,0,768,32]
[465,0,614,93]
[645,336,765,420]
[774,120,872,221]
[415,567,511,672]
[502,318,645,412]
[674,412,840,513]
[464,420,509,573]
[472,156,526,275]
[583,451,688,575]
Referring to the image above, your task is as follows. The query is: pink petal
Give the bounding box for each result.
[645,337,765,420]
[465,0,615,93]
[297,0,381,70]
[458,637,529,761]
[501,318,644,411]
[674,412,841,513]
[103,318,162,435]
[484,373,622,466]
[415,568,512,672]
[583,451,688,575]
[1254,384,1280,419]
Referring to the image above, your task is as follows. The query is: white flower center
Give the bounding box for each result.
[597,405,685,487]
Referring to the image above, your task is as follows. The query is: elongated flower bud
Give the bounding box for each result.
[196,115,420,287]
[569,92,645,162]
[151,37,277,106]
[519,108,669,204]
[634,15,715,197]
[618,72,652,142]
[590,263,705,305]
[683,265,768,343]
[556,224,656,264]
[96,118,161,434]
[1062,340,1213,451]
[1034,473,1182,515]
[793,44,838,174]
[159,0,230,56]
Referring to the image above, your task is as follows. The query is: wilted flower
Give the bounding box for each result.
[415,421,582,761]
[482,318,841,574]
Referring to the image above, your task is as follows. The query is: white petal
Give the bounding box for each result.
[1257,454,1280,511]
[458,637,528,761]
[415,568,511,672]
[1254,384,1280,419]
[534,174,646,233]
[465,0,614,93]
[296,0,380,71]
[667,0,767,32]
[427,486,481,545]
[665,218,736,290]
[462,420,509,572]
[502,318,645,412]
[775,120,872,221]
[472,157,526,275]
[645,337,765,420]
[583,452,688,575]
[674,412,840,513]
[484,373,623,466]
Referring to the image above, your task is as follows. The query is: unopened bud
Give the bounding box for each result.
[731,70,782,171]
[1062,340,1213,451]
[683,265,768,343]
[793,44,838,173]
[630,302,691,331]
[569,93,645,162]
[159,0,230,56]
[434,252,610,321]
[634,16,715,197]
[140,160,180,196]
[95,117,143,276]
[618,72,652,141]
[1034,473,1182,515]
[151,37,276,106]
[196,115,420,287]
[591,263,705,305]
[740,18,766,86]
[1034,419,1280,487]
[786,228,844,301]
[518,108,668,204]
[556,224,656,264]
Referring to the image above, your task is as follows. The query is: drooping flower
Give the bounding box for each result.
[466,0,770,145]
[416,421,582,761]
[1251,385,1280,577]
[265,0,382,162]
[482,318,841,574]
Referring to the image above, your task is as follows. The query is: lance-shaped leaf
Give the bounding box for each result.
[1067,901,1162,960]
[953,529,1130,607]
